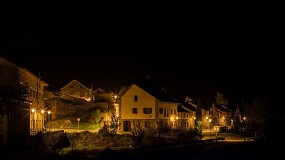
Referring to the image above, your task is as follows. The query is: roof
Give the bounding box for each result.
[177,102,196,112]
[19,67,49,86]
[215,104,232,112]
[134,80,180,103]
[61,79,90,91]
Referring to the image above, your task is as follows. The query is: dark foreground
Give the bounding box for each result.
[1,139,276,160]
[98,139,276,160]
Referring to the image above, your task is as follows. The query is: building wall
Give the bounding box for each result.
[0,57,19,90]
[120,84,156,120]
[1,57,40,145]
[0,57,19,146]
[60,80,93,101]
[94,92,113,102]
[119,84,197,132]
[0,115,8,147]
[19,68,48,134]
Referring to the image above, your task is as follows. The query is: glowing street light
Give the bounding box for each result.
[209,119,212,138]
[41,109,45,131]
[31,108,35,133]
[77,118,80,130]
[47,110,51,132]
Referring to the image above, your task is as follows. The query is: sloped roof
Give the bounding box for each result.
[61,79,90,90]
[177,101,196,112]
[177,104,188,112]
[215,104,232,112]
[134,81,180,103]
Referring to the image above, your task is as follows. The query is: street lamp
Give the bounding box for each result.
[31,108,35,134]
[47,111,51,132]
[77,118,80,130]
[209,119,212,138]
[41,109,45,131]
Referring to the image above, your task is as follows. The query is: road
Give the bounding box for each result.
[99,132,276,160]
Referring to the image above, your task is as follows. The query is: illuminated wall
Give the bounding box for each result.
[60,79,93,102]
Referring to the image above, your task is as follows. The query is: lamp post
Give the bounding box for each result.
[31,108,35,134]
[209,119,212,138]
[41,109,45,132]
[47,111,51,132]
[77,118,80,130]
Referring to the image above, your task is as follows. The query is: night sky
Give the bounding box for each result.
[0,17,279,106]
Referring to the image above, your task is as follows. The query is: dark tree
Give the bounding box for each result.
[195,97,203,139]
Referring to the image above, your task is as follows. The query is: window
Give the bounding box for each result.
[143,108,152,114]
[145,121,150,128]
[132,108,138,114]
[164,107,167,117]
[29,88,32,98]
[171,109,173,114]
[80,91,84,97]
[174,109,176,115]
[159,108,163,114]
[134,95,138,102]
[123,121,131,132]
[210,111,213,115]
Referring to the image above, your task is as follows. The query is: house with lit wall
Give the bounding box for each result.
[1,56,48,146]
[119,83,196,132]
[201,103,234,131]
[60,79,94,102]
[19,67,49,135]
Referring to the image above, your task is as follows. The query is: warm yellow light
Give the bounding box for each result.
[170,117,174,121]
[116,114,119,117]
[31,109,35,113]
[41,110,44,114]
[47,111,51,114]
[209,119,212,122]
[176,116,178,120]
[206,116,208,120]
[243,117,246,120]
[194,117,196,120]
[222,117,225,120]
[114,95,118,99]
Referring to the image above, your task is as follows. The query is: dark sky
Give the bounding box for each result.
[0,17,280,105]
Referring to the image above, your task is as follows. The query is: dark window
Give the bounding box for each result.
[159,108,163,114]
[123,121,131,132]
[171,109,173,114]
[134,95,138,102]
[145,121,150,128]
[143,108,152,114]
[132,108,138,114]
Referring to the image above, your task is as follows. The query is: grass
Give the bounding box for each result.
[70,122,100,130]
